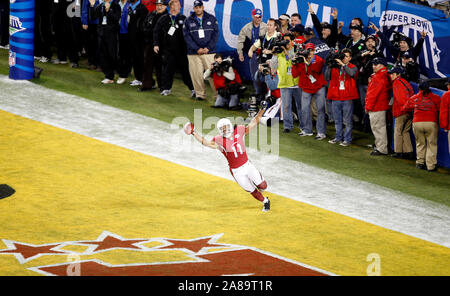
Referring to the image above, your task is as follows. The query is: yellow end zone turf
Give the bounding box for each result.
[0,110,448,276]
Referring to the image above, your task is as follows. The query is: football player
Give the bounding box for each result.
[184,106,270,212]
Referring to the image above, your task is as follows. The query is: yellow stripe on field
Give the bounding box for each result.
[0,110,448,276]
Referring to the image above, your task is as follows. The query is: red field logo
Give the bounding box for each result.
[0,232,331,276]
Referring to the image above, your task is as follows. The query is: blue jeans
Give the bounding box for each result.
[250,55,265,96]
[301,87,326,134]
[280,87,302,131]
[332,100,354,143]
[215,94,239,108]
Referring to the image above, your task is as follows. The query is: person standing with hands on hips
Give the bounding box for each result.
[183,0,219,101]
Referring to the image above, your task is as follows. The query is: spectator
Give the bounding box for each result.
[204,54,242,109]
[279,14,291,34]
[365,57,392,156]
[153,0,194,97]
[293,43,328,139]
[325,48,359,146]
[371,22,427,63]
[402,81,441,171]
[127,0,148,87]
[290,13,302,27]
[89,0,121,84]
[183,0,219,101]
[52,0,80,67]
[439,79,450,153]
[236,8,267,97]
[116,0,132,85]
[140,0,168,92]
[389,66,415,159]
[82,0,100,70]
[397,52,420,82]
[34,0,53,63]
[303,28,331,60]
[308,3,338,49]
[269,33,303,133]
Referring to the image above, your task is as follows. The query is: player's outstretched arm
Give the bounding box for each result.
[246,106,267,135]
[192,131,218,149]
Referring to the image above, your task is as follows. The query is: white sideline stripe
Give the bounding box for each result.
[0,75,449,248]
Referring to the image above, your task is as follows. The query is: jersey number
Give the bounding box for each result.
[231,144,243,158]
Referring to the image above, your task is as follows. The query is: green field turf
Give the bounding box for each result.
[1,50,449,207]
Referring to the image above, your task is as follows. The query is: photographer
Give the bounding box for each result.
[204,54,242,110]
[248,18,281,65]
[292,43,328,139]
[325,48,359,146]
[236,9,267,97]
[248,18,281,100]
[269,32,303,133]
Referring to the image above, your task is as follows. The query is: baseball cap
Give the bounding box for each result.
[401,51,412,59]
[252,8,262,17]
[290,24,305,34]
[350,25,364,34]
[371,57,387,66]
[304,43,315,50]
[155,0,167,5]
[366,34,380,46]
[304,27,314,35]
[388,66,404,75]
[193,0,203,7]
[279,14,290,21]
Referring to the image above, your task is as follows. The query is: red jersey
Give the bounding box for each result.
[213,125,249,169]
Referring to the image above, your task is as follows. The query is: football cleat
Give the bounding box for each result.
[262,198,270,212]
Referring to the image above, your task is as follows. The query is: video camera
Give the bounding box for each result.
[270,35,290,54]
[325,49,346,68]
[292,43,311,65]
[259,62,271,75]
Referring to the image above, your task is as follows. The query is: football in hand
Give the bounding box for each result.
[183,122,194,135]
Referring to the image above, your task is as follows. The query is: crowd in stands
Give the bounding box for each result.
[0,0,449,172]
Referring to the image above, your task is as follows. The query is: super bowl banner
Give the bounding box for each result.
[179,0,450,81]
[9,0,34,80]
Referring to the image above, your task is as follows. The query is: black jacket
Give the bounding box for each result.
[142,10,168,45]
[89,1,121,36]
[127,2,148,40]
[355,49,385,85]
[153,13,188,53]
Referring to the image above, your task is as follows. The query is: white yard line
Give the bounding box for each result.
[1,75,449,248]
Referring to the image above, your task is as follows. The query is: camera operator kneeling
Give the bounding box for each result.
[204,54,243,109]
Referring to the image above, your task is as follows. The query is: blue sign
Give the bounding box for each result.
[179,0,450,80]
[9,0,35,80]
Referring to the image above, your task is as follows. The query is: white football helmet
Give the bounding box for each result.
[217,118,233,138]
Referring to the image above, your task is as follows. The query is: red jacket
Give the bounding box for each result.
[392,77,414,118]
[365,67,392,112]
[326,63,359,101]
[212,69,242,90]
[292,55,327,94]
[402,91,441,123]
[439,90,450,130]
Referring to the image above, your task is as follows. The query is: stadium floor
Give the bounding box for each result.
[0,110,449,276]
